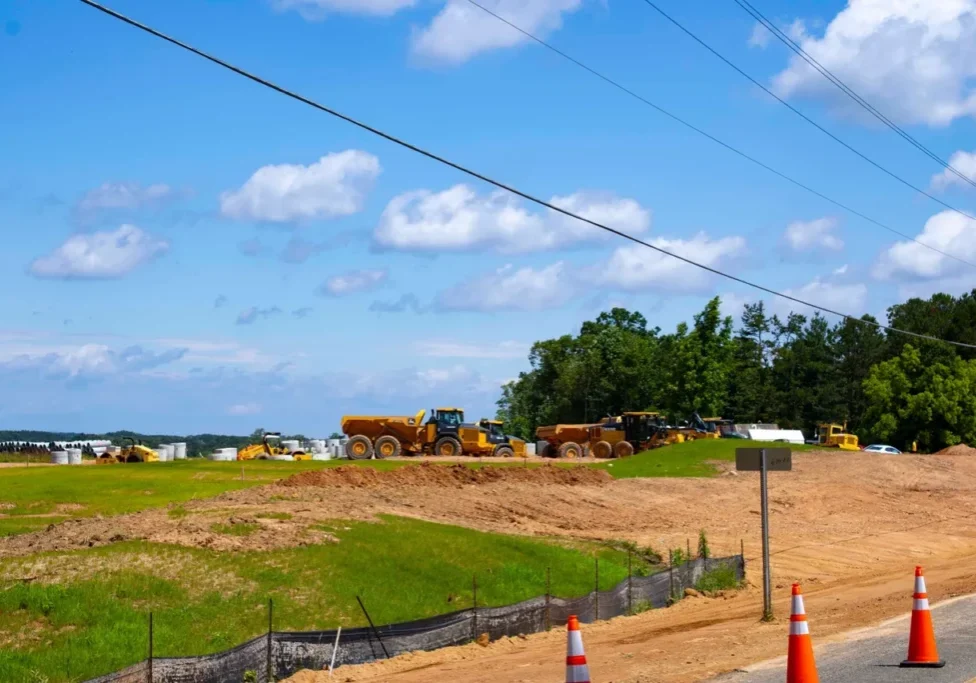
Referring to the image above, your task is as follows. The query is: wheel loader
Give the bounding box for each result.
[340,408,493,459]
[237,432,310,461]
[478,419,526,457]
[96,437,159,464]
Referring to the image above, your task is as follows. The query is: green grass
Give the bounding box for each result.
[0,516,654,682]
[695,564,742,593]
[592,439,815,478]
[0,459,410,537]
[209,522,260,536]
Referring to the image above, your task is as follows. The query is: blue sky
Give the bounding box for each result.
[2,0,976,435]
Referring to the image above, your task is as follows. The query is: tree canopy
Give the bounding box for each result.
[497,290,976,451]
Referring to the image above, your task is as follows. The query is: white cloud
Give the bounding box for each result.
[414,340,530,359]
[437,262,573,312]
[74,182,175,223]
[319,269,388,297]
[236,306,283,325]
[873,210,976,280]
[374,184,649,253]
[220,150,380,223]
[774,278,868,319]
[271,0,416,18]
[748,22,771,48]
[783,217,843,252]
[771,1,976,126]
[931,149,976,191]
[227,402,262,416]
[1,344,188,380]
[833,264,849,276]
[594,233,746,292]
[30,225,169,279]
[412,0,582,64]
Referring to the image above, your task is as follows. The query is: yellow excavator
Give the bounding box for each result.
[96,437,159,464]
[237,432,310,461]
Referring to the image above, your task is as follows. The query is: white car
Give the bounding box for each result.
[863,444,902,455]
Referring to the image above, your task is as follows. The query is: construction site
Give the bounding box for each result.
[4,433,976,681]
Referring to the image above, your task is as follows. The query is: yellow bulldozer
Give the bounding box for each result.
[816,423,859,451]
[340,407,494,459]
[237,432,310,461]
[96,437,159,464]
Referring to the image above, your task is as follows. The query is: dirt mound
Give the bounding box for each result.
[934,444,976,456]
[279,463,612,489]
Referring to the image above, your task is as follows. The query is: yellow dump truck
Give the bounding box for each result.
[479,419,527,457]
[535,423,597,458]
[340,408,493,459]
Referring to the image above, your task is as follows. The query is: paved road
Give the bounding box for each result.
[714,595,976,683]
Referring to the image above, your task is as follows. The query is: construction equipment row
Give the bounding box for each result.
[535,412,723,459]
[339,408,525,460]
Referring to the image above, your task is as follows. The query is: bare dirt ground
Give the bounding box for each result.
[8,453,976,682]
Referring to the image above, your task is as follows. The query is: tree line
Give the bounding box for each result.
[496,291,976,452]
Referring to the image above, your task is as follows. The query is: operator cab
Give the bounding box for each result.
[479,419,507,444]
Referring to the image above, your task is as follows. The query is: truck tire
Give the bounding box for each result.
[559,442,583,459]
[614,441,635,458]
[435,436,462,457]
[541,443,557,458]
[493,445,514,458]
[346,435,373,460]
[374,435,402,459]
[591,441,613,459]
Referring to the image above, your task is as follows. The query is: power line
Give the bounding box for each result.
[639,0,976,227]
[459,0,976,272]
[77,0,976,351]
[734,0,976,192]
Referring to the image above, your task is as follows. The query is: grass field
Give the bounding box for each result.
[0,459,409,536]
[593,439,815,478]
[0,516,647,683]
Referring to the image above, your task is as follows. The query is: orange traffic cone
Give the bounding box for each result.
[565,615,591,683]
[786,583,819,683]
[901,566,945,668]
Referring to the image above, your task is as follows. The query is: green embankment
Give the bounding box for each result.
[0,516,647,683]
[593,439,815,478]
[0,459,408,536]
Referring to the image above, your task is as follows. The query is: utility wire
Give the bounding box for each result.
[77,0,976,351]
[733,0,976,192]
[639,0,976,226]
[459,0,976,272]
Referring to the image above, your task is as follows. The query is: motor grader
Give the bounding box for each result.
[96,437,159,464]
[586,412,672,458]
[479,418,526,457]
[237,432,310,461]
[340,408,494,459]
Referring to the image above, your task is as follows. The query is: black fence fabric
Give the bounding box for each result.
[85,555,743,683]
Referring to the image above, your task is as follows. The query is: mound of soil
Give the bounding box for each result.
[934,444,976,456]
[280,463,612,489]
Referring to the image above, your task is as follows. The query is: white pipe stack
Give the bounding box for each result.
[51,451,69,465]
[66,448,82,465]
[173,442,187,460]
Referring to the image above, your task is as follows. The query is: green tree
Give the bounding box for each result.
[832,315,887,434]
[863,344,976,451]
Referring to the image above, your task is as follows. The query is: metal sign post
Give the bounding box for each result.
[736,447,791,621]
